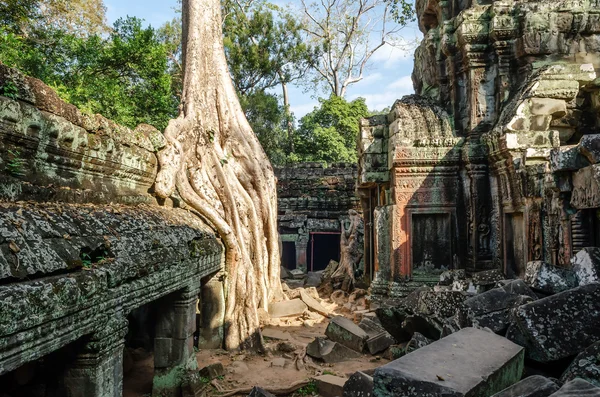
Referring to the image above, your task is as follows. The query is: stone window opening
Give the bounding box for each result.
[281,241,297,270]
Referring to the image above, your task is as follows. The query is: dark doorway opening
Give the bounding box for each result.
[411,213,453,270]
[505,212,526,278]
[308,233,340,271]
[282,242,297,270]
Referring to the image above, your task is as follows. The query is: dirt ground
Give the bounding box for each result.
[123,291,387,397]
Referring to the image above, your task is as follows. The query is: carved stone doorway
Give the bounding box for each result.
[504,212,526,278]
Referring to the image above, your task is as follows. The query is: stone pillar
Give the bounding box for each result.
[197,273,225,350]
[63,315,127,397]
[153,284,200,397]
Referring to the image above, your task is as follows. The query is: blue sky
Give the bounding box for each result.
[104,0,420,118]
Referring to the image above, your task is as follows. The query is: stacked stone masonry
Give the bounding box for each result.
[275,163,362,272]
[0,66,224,397]
[358,0,600,299]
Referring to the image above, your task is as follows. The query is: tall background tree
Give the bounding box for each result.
[155,0,283,350]
[299,0,412,98]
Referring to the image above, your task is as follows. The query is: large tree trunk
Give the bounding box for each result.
[330,210,362,292]
[154,0,283,351]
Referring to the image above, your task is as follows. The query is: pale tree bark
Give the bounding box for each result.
[155,0,283,351]
[331,210,363,292]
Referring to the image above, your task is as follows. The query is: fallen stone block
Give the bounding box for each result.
[507,283,600,362]
[491,375,559,397]
[366,331,396,355]
[375,305,411,342]
[524,261,578,294]
[401,313,444,340]
[280,266,293,279]
[405,331,433,354]
[326,316,369,352]
[382,344,406,360]
[465,281,537,334]
[572,247,600,286]
[403,289,468,318]
[290,269,305,279]
[305,271,322,288]
[315,374,347,397]
[268,298,307,318]
[248,386,276,397]
[261,327,293,341]
[199,362,225,380]
[343,371,373,397]
[560,341,600,387]
[472,269,505,290]
[373,327,524,397]
[439,269,466,286]
[306,337,361,363]
[549,378,600,396]
[300,289,330,317]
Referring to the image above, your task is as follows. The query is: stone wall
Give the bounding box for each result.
[358,0,600,299]
[0,66,224,396]
[275,163,362,272]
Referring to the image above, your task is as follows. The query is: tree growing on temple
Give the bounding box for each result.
[155,0,283,350]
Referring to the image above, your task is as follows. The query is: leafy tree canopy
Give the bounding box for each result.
[0,16,176,130]
[293,95,369,164]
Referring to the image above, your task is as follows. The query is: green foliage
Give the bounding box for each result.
[1,81,18,99]
[6,149,25,177]
[387,0,416,25]
[223,1,315,95]
[296,380,317,396]
[294,96,369,164]
[0,17,177,130]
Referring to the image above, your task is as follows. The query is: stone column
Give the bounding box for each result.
[63,315,128,397]
[153,284,200,397]
[197,273,225,350]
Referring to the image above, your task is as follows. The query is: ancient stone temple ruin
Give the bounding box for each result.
[358,0,600,299]
[275,163,362,273]
[0,65,225,396]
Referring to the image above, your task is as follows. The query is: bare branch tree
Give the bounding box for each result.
[300,0,410,97]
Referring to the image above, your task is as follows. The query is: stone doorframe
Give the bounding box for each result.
[407,207,456,275]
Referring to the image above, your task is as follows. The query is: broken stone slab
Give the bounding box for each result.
[315,374,347,397]
[343,371,373,397]
[507,283,600,362]
[280,266,293,279]
[383,344,406,360]
[373,327,524,397]
[300,289,330,317]
[366,331,396,355]
[439,269,467,286]
[375,305,411,342]
[401,313,444,341]
[491,375,560,397]
[548,378,600,396]
[270,358,286,368]
[261,327,293,341]
[325,316,369,353]
[524,261,578,294]
[268,298,307,318]
[290,269,305,279]
[472,269,505,289]
[248,386,276,397]
[306,337,361,363]
[305,271,322,288]
[404,289,468,318]
[358,316,385,336]
[465,281,537,334]
[405,332,433,354]
[560,341,600,387]
[199,362,225,380]
[572,247,600,286]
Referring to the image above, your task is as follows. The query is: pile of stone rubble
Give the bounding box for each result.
[287,248,600,397]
